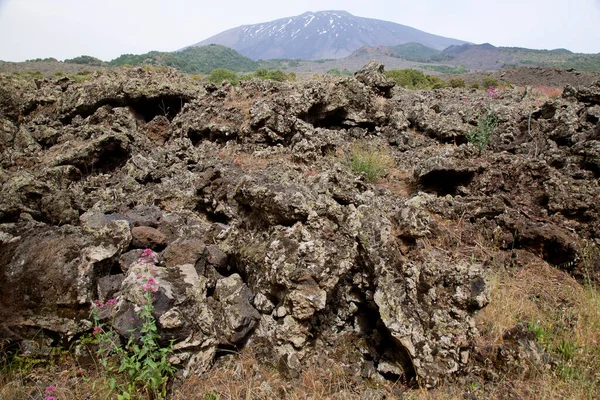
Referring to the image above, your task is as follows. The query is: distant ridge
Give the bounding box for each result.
[186,10,469,60]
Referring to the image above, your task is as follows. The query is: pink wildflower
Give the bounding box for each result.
[142,276,158,293]
[141,248,154,261]
[45,385,57,393]
[150,269,157,276]
[44,397,56,400]
[141,248,153,257]
[105,298,117,307]
[94,299,104,309]
[136,274,142,279]
[487,86,499,99]
[92,326,103,336]
[129,317,135,322]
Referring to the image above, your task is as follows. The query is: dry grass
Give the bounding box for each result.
[172,347,402,400]
[0,352,118,400]
[531,85,563,99]
[475,261,600,399]
[377,168,413,197]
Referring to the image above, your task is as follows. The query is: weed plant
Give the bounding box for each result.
[467,112,497,150]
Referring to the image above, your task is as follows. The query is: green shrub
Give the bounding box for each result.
[240,69,295,82]
[421,65,467,74]
[11,70,44,80]
[449,78,466,88]
[467,112,497,150]
[69,70,95,83]
[64,55,104,66]
[470,82,481,89]
[385,68,447,89]
[208,68,239,85]
[326,68,351,76]
[482,77,499,88]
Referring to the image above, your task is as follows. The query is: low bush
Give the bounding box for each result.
[327,68,352,76]
[208,68,240,86]
[240,68,296,82]
[421,64,467,74]
[449,78,466,88]
[385,68,447,89]
[482,76,499,88]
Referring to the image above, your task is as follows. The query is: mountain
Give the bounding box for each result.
[187,10,469,60]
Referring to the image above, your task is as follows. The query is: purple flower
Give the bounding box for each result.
[45,385,57,393]
[92,326,103,336]
[94,299,104,309]
[44,397,56,400]
[105,298,117,307]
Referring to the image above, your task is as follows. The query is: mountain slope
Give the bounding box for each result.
[109,45,258,74]
[342,43,600,72]
[187,10,468,60]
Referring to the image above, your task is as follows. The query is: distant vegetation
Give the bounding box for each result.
[207,68,296,86]
[498,47,600,71]
[242,69,296,82]
[109,45,259,74]
[385,42,600,72]
[388,42,454,63]
[389,42,439,60]
[256,58,302,69]
[448,78,466,88]
[326,68,352,76]
[421,64,468,74]
[25,57,58,62]
[385,68,447,89]
[64,55,105,66]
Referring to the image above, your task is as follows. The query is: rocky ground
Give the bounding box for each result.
[0,63,599,399]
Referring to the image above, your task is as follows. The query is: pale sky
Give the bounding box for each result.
[0,0,599,62]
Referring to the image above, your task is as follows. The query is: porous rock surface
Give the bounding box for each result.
[1,65,599,387]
